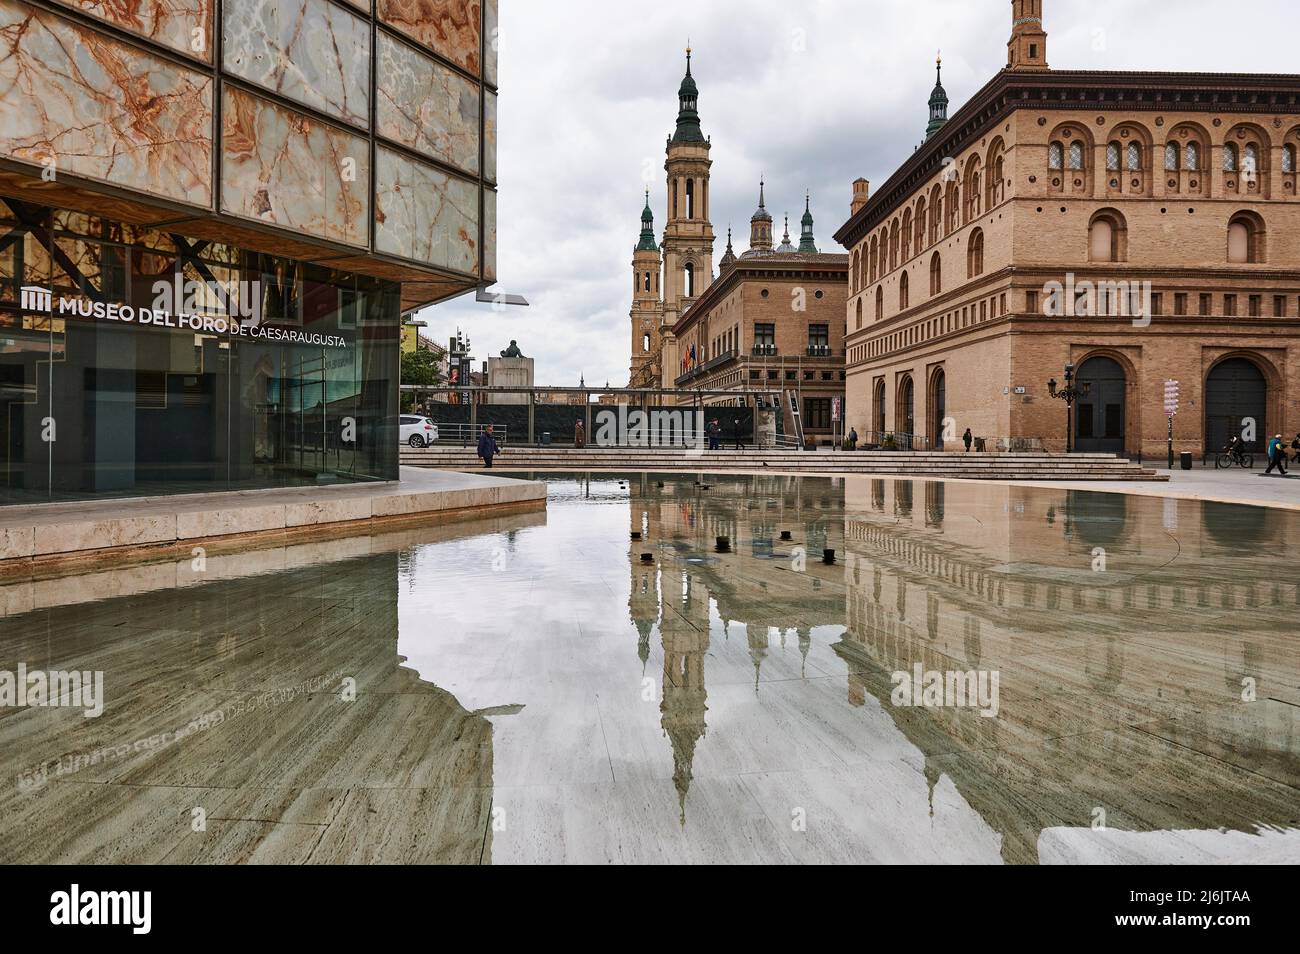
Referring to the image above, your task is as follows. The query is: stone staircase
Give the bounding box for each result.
[400,446,1168,481]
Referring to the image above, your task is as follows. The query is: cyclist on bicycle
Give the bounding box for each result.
[1226,435,1247,465]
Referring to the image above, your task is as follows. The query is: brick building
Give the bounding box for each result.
[670,192,848,443]
[834,0,1300,457]
[626,49,848,443]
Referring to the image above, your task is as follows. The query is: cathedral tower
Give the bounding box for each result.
[661,47,715,334]
[630,190,662,383]
[1007,0,1048,71]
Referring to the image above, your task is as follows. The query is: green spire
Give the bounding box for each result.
[671,46,705,144]
[637,189,658,251]
[926,53,949,140]
[798,192,818,253]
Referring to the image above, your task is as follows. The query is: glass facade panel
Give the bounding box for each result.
[0,200,398,505]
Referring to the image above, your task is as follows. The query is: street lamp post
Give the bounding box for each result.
[1047,364,1091,455]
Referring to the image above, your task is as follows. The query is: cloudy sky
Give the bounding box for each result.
[419,0,1296,387]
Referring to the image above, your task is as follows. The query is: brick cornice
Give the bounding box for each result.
[834,69,1300,250]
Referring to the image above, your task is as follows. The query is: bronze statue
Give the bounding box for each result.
[500,340,525,358]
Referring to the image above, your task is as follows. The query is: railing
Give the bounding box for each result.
[806,344,832,357]
[674,349,738,386]
[751,344,778,357]
[855,431,933,451]
[423,423,509,447]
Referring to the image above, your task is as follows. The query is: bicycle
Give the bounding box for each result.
[1214,445,1254,469]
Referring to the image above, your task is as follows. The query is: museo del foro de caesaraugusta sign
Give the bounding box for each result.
[18,281,351,350]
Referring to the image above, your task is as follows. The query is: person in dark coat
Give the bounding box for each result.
[848,427,858,451]
[963,428,974,452]
[1265,434,1287,475]
[477,425,500,469]
[574,420,586,449]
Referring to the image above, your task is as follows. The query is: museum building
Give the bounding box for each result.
[0,0,498,504]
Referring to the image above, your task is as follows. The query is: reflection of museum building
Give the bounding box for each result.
[836,1,1300,456]
[839,477,1300,862]
[1,0,498,504]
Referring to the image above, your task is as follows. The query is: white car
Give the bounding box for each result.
[399,415,439,447]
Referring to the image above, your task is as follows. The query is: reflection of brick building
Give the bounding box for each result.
[836,0,1300,456]
[839,477,1300,862]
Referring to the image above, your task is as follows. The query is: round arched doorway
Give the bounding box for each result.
[930,369,946,449]
[1074,356,1127,454]
[897,376,915,448]
[1204,357,1267,454]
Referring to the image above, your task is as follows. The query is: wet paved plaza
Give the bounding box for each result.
[0,474,1297,863]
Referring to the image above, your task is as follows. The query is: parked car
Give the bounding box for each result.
[399,415,439,447]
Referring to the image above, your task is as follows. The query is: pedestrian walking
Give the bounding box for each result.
[1264,434,1288,475]
[1290,433,1300,466]
[574,419,586,448]
[477,424,500,469]
[707,419,721,450]
[848,427,858,451]
[963,428,973,452]
[733,417,745,450]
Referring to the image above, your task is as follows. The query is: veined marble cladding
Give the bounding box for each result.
[375,147,478,274]
[50,0,212,62]
[0,1,212,206]
[483,0,497,86]
[223,0,370,128]
[484,188,496,281]
[221,86,369,247]
[377,33,479,174]
[377,0,481,76]
[484,90,496,182]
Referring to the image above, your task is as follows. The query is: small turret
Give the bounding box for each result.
[797,193,818,253]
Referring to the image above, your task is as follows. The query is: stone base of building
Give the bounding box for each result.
[0,468,546,571]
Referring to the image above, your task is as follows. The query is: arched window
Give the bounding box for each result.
[967,229,984,278]
[642,333,650,353]
[1089,209,1127,263]
[1227,212,1265,264]
[944,182,959,233]
[1223,143,1239,173]
[899,271,910,310]
[685,179,695,219]
[851,251,860,291]
[1284,144,1297,174]
[1243,143,1260,185]
[889,221,899,271]
[967,171,981,220]
[1048,141,1064,170]
[1126,142,1142,171]
[929,252,942,296]
[869,236,879,284]
[856,298,863,330]
[1165,143,1179,171]
[1068,142,1085,171]
[1185,142,1199,171]
[684,262,695,297]
[901,209,913,262]
[1106,142,1121,171]
[929,186,942,245]
[875,285,884,320]
[914,198,927,250]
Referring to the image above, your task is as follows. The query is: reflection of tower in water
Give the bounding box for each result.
[660,568,710,825]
